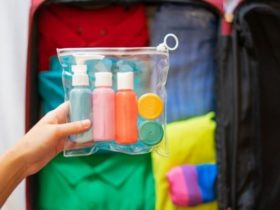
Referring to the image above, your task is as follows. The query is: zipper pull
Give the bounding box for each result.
[157,33,179,51]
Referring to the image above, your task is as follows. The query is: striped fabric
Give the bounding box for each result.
[167,164,217,207]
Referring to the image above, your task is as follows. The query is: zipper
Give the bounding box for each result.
[231,15,239,210]
[58,33,179,56]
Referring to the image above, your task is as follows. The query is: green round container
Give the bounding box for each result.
[139,121,164,146]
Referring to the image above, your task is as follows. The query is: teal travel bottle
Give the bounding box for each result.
[69,63,92,142]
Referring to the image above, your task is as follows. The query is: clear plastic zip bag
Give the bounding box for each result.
[57,34,179,157]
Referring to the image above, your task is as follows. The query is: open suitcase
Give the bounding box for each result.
[25,0,280,209]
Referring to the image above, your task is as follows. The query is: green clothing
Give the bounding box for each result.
[38,154,155,210]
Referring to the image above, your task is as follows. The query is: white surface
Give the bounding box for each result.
[117,72,134,90]
[0,0,30,209]
[95,72,112,87]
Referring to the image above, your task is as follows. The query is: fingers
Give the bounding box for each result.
[43,102,70,124]
[56,119,91,138]
[52,102,70,123]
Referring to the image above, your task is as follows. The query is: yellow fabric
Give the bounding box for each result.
[152,112,217,210]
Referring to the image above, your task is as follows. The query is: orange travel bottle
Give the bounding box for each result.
[115,72,138,144]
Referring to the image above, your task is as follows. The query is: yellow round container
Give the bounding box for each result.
[138,93,164,120]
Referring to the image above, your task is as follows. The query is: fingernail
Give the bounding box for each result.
[81,119,91,128]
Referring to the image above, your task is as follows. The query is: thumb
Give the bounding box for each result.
[56,119,91,138]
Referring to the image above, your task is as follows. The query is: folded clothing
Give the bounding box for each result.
[38,56,64,114]
[151,4,218,122]
[38,4,148,70]
[38,153,155,210]
[152,112,217,210]
[167,164,217,207]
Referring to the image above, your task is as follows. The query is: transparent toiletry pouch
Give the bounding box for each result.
[57,34,178,157]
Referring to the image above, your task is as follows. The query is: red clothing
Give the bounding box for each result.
[38,4,148,70]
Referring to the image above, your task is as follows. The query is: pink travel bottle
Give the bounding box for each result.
[92,72,115,141]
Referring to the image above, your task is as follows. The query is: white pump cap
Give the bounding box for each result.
[117,72,134,90]
[72,65,89,86]
[72,54,105,87]
[95,72,112,87]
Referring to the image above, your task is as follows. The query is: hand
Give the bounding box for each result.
[17,102,91,176]
[0,102,91,206]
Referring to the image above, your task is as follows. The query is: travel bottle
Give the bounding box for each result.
[69,63,92,143]
[115,72,138,144]
[92,72,115,141]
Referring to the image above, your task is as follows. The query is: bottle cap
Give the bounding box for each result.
[72,65,89,86]
[138,93,163,120]
[117,72,134,90]
[95,72,112,87]
[140,121,164,146]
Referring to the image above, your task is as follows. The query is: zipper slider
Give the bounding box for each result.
[157,33,179,51]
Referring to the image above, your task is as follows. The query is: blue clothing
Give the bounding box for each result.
[196,164,217,203]
[151,4,218,122]
[38,56,64,114]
